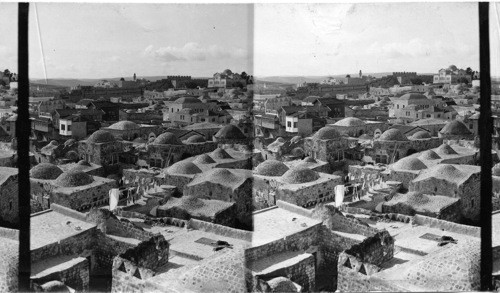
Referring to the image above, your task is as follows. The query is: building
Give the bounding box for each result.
[77,130,124,167]
[301,95,345,119]
[329,117,387,138]
[0,167,18,228]
[433,67,472,84]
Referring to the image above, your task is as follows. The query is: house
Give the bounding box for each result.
[301,95,345,119]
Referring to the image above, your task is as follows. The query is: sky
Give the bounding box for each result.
[2,3,500,79]
[255,3,480,77]
[27,3,252,79]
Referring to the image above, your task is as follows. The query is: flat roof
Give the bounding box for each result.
[252,206,322,247]
[30,210,96,250]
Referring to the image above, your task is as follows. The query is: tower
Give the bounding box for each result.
[133,73,136,81]
[359,70,362,78]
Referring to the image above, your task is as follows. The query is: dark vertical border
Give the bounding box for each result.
[479,2,493,291]
[17,2,30,291]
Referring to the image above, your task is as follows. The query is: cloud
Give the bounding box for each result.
[144,43,248,62]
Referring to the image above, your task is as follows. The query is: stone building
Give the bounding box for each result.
[409,164,481,223]
[303,126,350,167]
[367,128,442,164]
[157,196,237,227]
[213,124,249,146]
[78,130,124,167]
[253,163,343,209]
[382,191,461,222]
[388,156,427,188]
[0,167,19,228]
[183,168,253,228]
[329,117,387,138]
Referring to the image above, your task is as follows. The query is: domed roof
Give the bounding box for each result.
[493,163,500,177]
[312,127,342,140]
[167,161,202,175]
[334,117,365,127]
[30,163,63,180]
[54,170,94,187]
[87,130,116,143]
[412,131,432,139]
[70,160,93,172]
[214,125,246,140]
[174,96,202,104]
[193,154,216,164]
[64,138,76,147]
[281,167,320,184]
[304,156,317,163]
[77,160,91,166]
[290,147,305,157]
[205,168,239,183]
[267,277,297,292]
[41,281,71,293]
[440,120,472,135]
[399,93,428,101]
[392,157,427,171]
[404,191,430,205]
[107,120,140,130]
[65,150,79,161]
[154,132,183,145]
[210,148,233,159]
[185,135,206,143]
[378,129,409,141]
[254,160,289,176]
[436,143,458,155]
[402,238,480,291]
[419,150,441,160]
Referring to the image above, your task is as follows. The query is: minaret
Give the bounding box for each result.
[133,73,136,81]
[359,70,362,78]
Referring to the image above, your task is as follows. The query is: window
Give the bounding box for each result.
[294,122,297,128]
[61,124,65,131]
[397,104,399,109]
[67,125,71,131]
[287,121,291,127]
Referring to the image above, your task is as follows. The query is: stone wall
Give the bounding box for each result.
[31,257,90,292]
[187,219,253,242]
[277,177,343,208]
[412,214,481,237]
[0,173,19,227]
[257,253,316,292]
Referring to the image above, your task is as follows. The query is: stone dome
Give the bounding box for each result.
[255,160,289,176]
[392,157,427,171]
[378,128,409,141]
[312,127,342,140]
[193,154,216,164]
[290,147,305,157]
[493,163,500,177]
[41,281,71,293]
[440,120,472,135]
[154,132,183,145]
[267,277,298,292]
[399,93,428,101]
[185,135,206,143]
[87,130,116,144]
[65,150,79,161]
[54,170,94,187]
[419,150,441,160]
[281,167,320,184]
[436,143,458,155]
[167,161,202,175]
[412,131,432,139]
[30,163,63,180]
[107,120,140,130]
[204,168,239,183]
[214,125,246,140]
[304,156,317,163]
[210,148,233,159]
[333,117,365,127]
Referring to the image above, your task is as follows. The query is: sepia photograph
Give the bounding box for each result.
[0,1,499,292]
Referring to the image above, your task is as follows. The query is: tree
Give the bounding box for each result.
[3,69,10,76]
[120,77,125,81]
[457,77,469,84]
[466,67,473,76]
[410,78,423,85]
[346,74,351,78]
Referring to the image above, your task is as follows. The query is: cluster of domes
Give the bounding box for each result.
[154,132,183,145]
[87,130,116,144]
[254,160,289,177]
[30,163,63,180]
[377,129,409,141]
[312,127,341,140]
[54,170,94,187]
[107,120,140,130]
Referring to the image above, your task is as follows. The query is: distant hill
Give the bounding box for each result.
[29,76,210,88]
[255,73,395,85]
